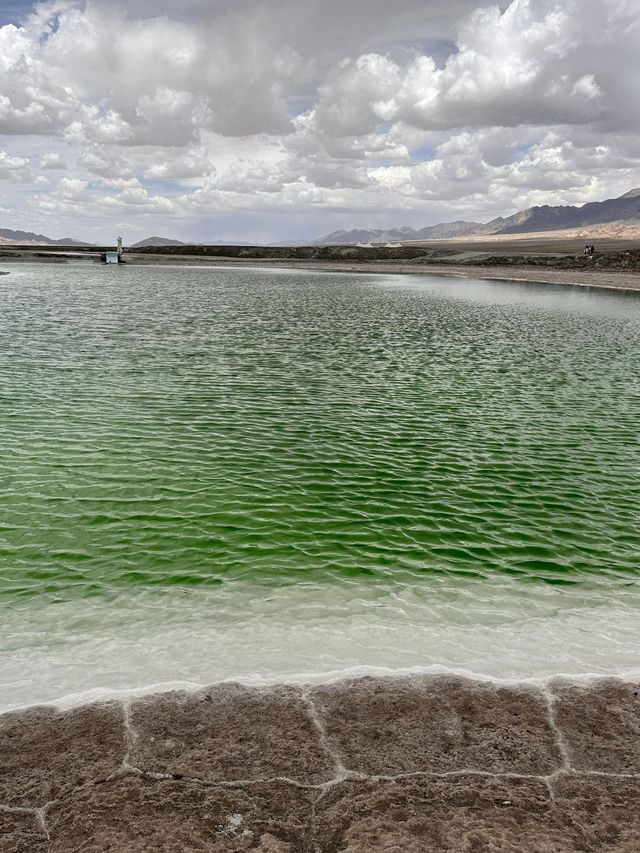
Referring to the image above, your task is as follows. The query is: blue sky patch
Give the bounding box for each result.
[411,145,437,162]
[0,0,35,27]
[513,142,536,161]
[140,178,188,195]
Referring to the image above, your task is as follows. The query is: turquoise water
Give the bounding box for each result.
[1,264,640,707]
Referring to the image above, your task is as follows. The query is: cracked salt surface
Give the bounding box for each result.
[3,675,640,850]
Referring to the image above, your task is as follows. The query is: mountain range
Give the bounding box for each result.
[0,229,88,246]
[130,237,257,248]
[2,188,640,247]
[312,187,640,245]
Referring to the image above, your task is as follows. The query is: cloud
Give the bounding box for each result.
[57,176,88,198]
[0,149,29,179]
[143,148,215,181]
[39,151,67,169]
[0,0,498,145]
[0,0,639,242]
[2,1,636,144]
[312,0,640,138]
[77,146,134,177]
[0,1,302,142]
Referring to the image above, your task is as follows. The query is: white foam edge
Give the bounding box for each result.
[5,662,640,716]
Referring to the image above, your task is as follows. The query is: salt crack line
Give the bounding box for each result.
[542,688,573,771]
[120,699,139,772]
[300,689,348,779]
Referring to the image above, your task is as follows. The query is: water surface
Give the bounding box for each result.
[1,264,639,708]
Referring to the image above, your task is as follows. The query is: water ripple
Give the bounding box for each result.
[1,266,640,699]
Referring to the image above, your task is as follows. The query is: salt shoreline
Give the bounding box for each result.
[6,663,640,717]
[2,255,640,294]
[300,260,640,293]
[114,255,640,294]
[2,673,639,850]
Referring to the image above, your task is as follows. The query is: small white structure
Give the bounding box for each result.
[103,237,124,264]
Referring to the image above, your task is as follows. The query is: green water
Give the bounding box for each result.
[1,264,640,705]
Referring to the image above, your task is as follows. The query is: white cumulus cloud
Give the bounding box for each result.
[0,0,638,242]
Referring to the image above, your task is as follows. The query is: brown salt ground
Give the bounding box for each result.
[1,674,640,851]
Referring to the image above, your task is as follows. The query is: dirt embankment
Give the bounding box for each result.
[127,244,438,262]
[127,243,640,272]
[461,250,640,272]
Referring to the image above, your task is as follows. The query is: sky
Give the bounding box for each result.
[0,0,639,244]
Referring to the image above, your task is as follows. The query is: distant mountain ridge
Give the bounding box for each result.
[312,188,640,245]
[131,236,258,248]
[130,236,187,248]
[314,220,490,245]
[487,187,640,234]
[5,187,640,249]
[0,228,88,246]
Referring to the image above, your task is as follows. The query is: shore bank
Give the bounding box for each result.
[3,250,640,294]
[2,673,639,851]
[290,260,640,293]
[123,241,640,294]
[121,251,640,292]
